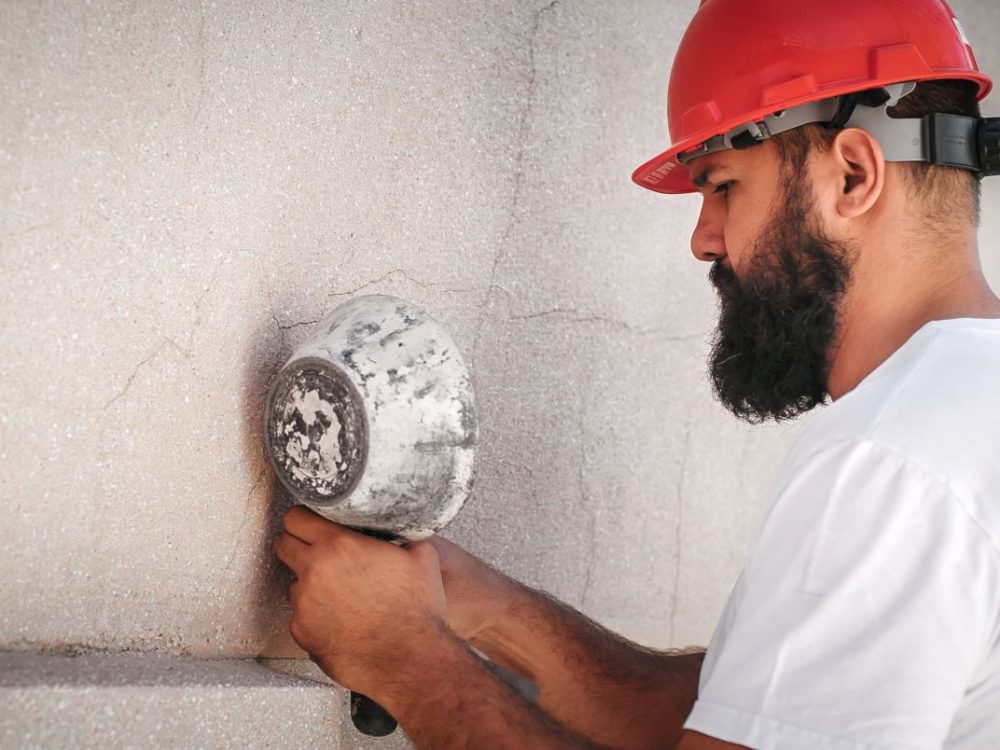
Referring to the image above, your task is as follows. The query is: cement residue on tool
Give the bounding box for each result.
[279,386,344,489]
[266,361,368,503]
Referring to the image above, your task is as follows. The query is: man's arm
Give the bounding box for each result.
[424,537,706,749]
[273,508,746,750]
[379,618,743,750]
[380,621,614,750]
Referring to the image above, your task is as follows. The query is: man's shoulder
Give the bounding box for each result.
[805,317,1000,452]
[780,317,1000,545]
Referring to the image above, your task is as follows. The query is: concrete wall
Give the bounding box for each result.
[2,0,998,746]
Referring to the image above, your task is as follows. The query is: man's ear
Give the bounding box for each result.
[828,127,885,219]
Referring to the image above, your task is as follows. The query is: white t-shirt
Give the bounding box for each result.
[684,318,1000,750]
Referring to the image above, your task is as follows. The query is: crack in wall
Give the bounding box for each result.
[578,409,598,609]
[192,0,207,129]
[264,306,342,371]
[668,416,693,645]
[104,248,244,405]
[267,307,289,382]
[472,0,560,356]
[224,467,267,578]
[509,307,704,339]
[327,268,473,302]
[275,317,322,331]
[179,248,243,352]
[102,337,188,410]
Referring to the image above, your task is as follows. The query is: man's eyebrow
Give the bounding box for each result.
[691,164,725,190]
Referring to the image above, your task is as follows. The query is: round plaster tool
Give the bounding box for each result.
[264,294,478,736]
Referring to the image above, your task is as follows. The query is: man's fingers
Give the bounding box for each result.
[274,531,309,574]
[284,506,394,551]
[283,505,341,543]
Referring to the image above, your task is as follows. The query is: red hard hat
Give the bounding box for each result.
[633,0,993,194]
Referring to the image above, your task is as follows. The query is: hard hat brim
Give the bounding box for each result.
[632,70,993,196]
[632,149,697,195]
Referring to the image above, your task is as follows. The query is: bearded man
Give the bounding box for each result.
[273,2,1000,748]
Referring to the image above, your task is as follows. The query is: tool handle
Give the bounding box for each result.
[348,529,400,735]
[351,691,398,736]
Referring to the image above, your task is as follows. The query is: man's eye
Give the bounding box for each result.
[714,181,732,196]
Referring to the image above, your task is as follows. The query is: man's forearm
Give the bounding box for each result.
[382,622,612,750]
[470,581,704,750]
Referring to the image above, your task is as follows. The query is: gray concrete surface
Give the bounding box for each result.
[1,0,998,746]
[0,653,354,749]
[0,653,518,749]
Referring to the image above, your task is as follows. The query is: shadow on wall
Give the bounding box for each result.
[236,298,306,659]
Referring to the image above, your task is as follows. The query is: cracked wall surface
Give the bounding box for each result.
[2,0,999,685]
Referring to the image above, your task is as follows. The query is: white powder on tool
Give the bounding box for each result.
[281,386,344,489]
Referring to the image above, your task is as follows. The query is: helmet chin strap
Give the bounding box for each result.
[678,82,1000,176]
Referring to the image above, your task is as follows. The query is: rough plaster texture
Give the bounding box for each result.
[0,653,414,750]
[1,0,999,745]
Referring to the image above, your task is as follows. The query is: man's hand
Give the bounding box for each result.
[273,506,448,699]
[273,514,712,749]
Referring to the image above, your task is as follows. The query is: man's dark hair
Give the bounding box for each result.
[771,80,983,226]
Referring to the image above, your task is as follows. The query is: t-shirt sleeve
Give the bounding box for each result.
[683,438,1000,750]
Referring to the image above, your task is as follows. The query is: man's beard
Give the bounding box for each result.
[708,179,855,424]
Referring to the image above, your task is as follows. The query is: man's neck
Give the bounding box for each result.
[826,256,1000,400]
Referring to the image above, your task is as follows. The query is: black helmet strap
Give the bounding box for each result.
[826,87,999,176]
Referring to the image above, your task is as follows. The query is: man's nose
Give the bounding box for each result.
[690,204,727,263]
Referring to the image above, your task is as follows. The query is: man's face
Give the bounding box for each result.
[689,149,856,423]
